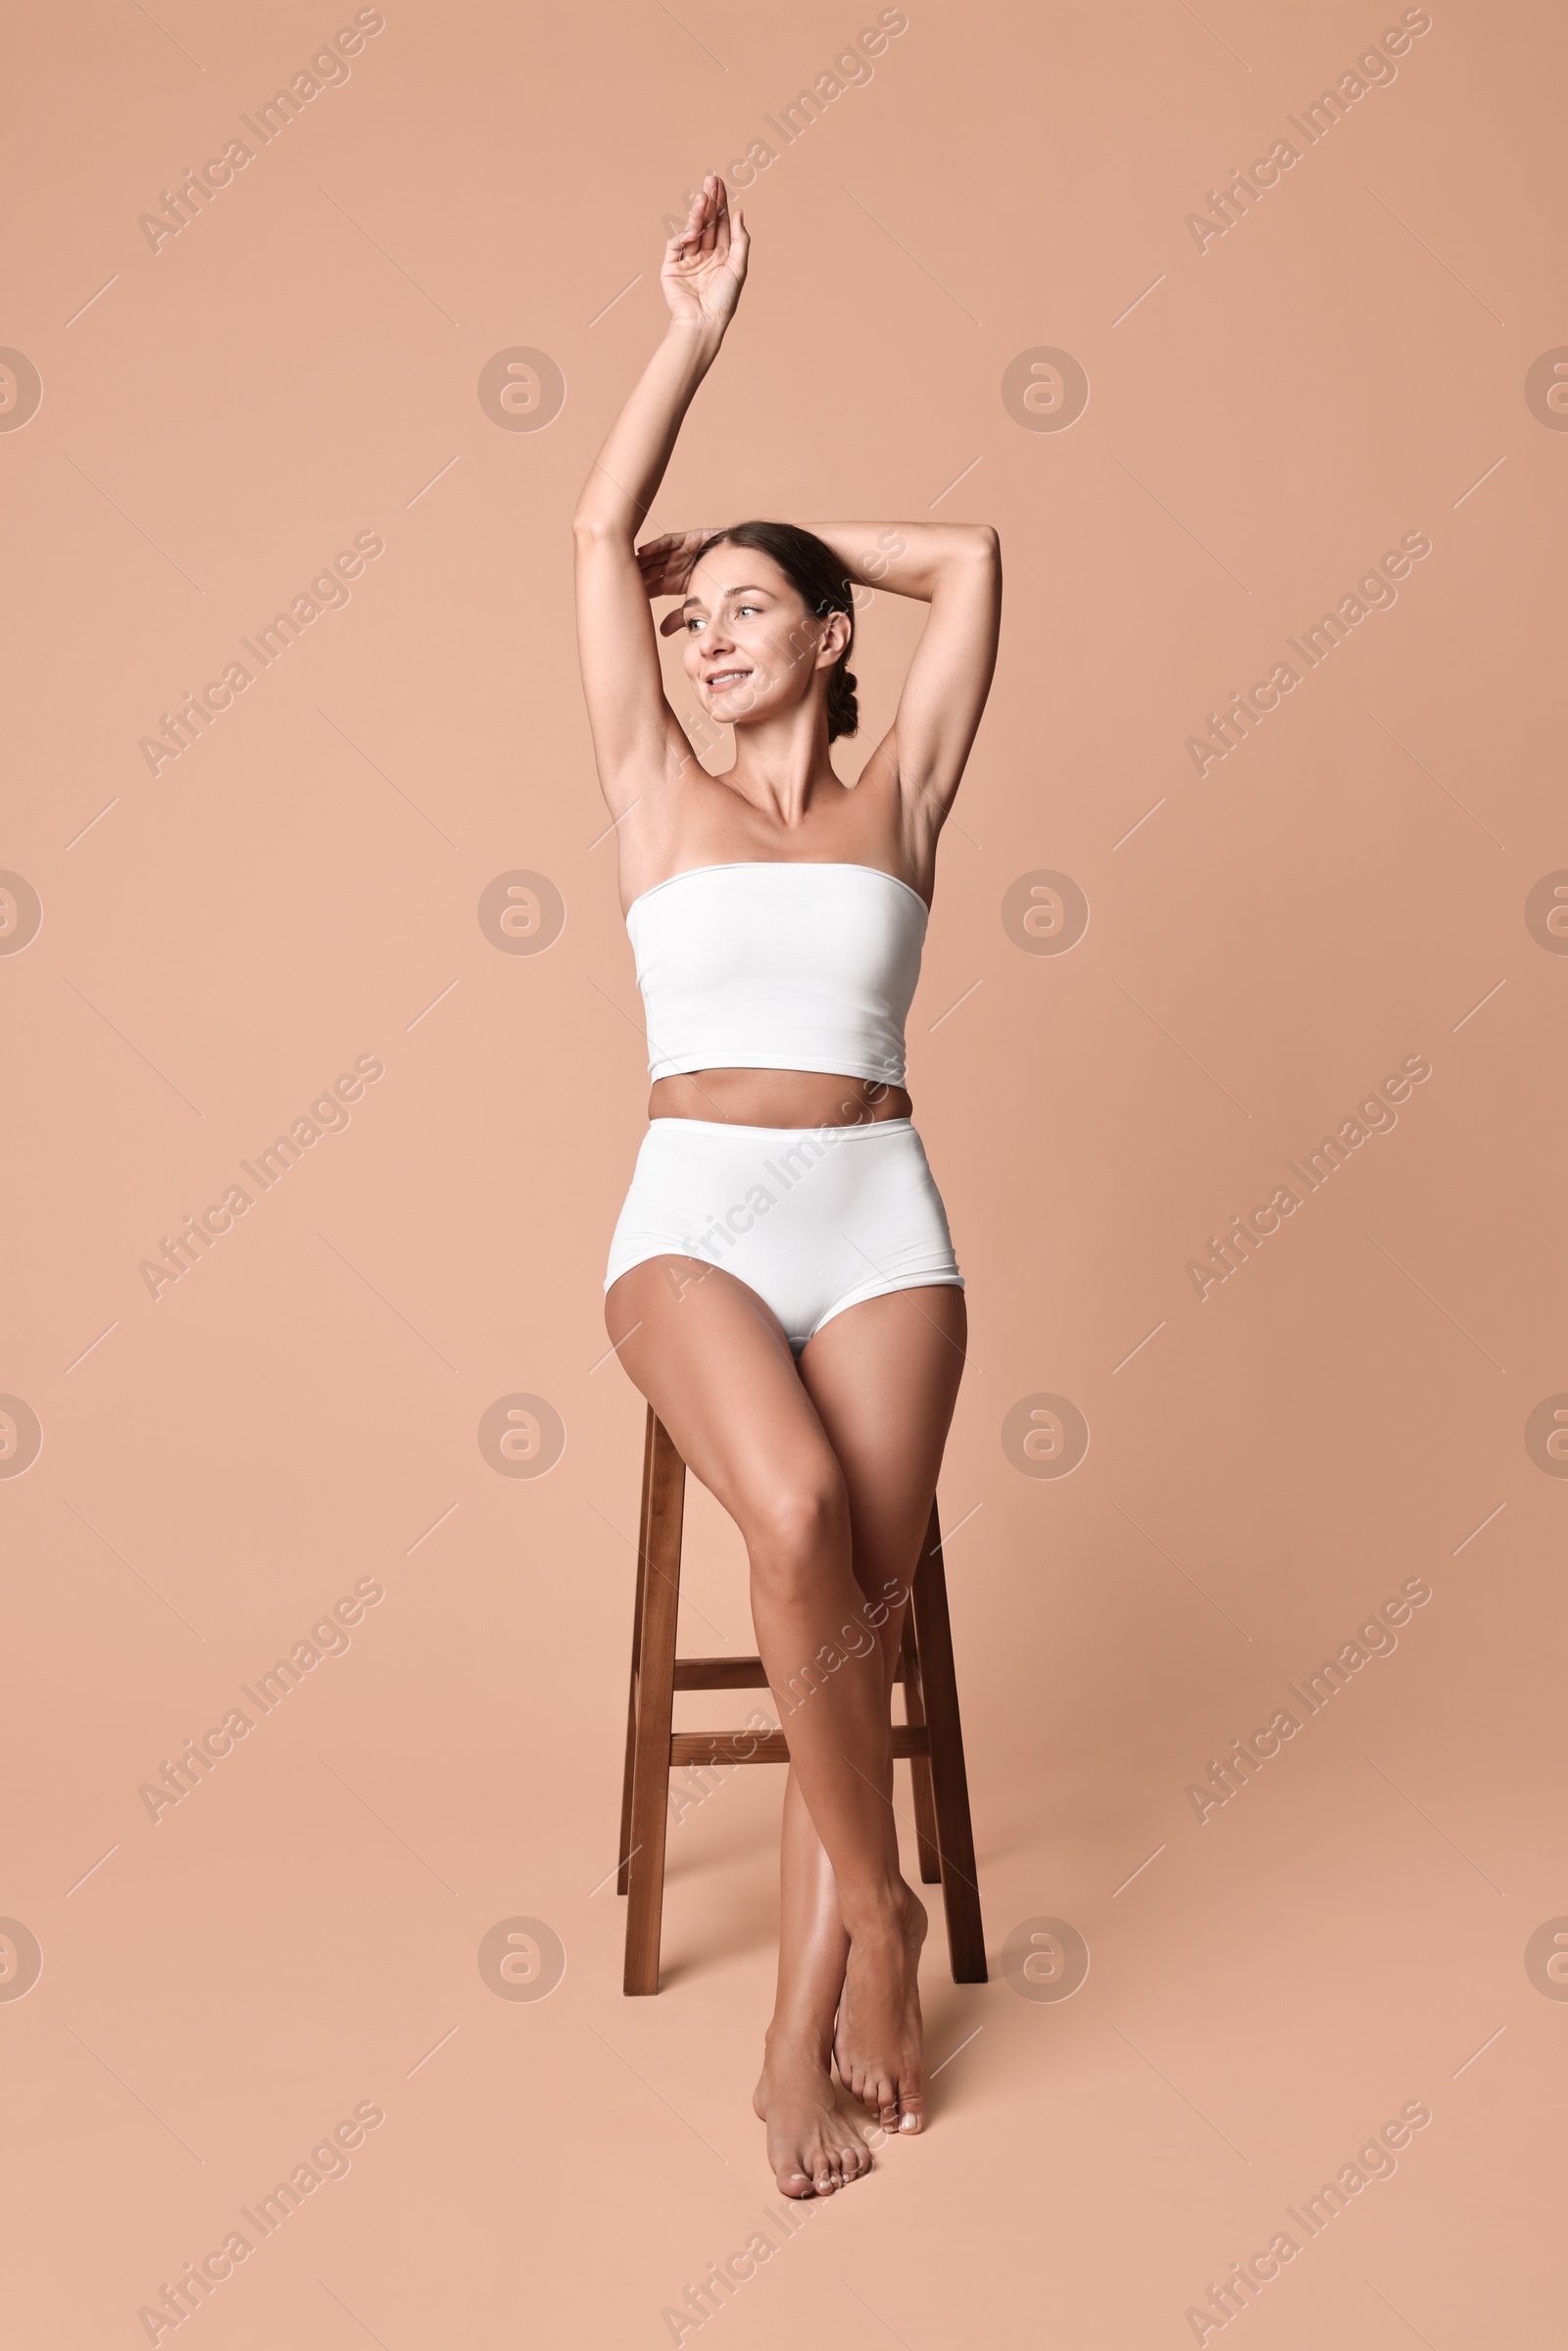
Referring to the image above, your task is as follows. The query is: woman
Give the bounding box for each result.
[574,175,1001,2198]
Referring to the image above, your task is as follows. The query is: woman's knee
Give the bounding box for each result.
[743,1468,850,1592]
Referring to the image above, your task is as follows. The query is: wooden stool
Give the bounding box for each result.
[617,1404,987,1995]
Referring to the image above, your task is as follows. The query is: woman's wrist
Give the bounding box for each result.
[663,312,728,366]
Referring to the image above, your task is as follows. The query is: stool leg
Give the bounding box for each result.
[623,1412,686,1995]
[909,1497,988,1984]
[616,1406,657,1896]
[898,1606,943,1885]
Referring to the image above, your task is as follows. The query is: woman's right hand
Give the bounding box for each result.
[637,527,721,626]
[661,175,750,332]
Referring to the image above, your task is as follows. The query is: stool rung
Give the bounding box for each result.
[672,1653,906,1691]
[672,1656,767,1690]
[670,1726,931,1768]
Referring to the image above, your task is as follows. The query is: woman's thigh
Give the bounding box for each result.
[605,1260,965,1634]
[796,1285,968,1638]
[605,1254,845,1537]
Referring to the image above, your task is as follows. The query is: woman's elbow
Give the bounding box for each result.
[943,524,999,588]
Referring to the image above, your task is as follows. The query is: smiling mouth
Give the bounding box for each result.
[705,668,753,689]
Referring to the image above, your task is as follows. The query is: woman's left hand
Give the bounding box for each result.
[637,528,721,630]
[661,176,750,331]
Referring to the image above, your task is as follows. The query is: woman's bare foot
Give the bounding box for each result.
[832,1882,928,2131]
[753,2035,874,2197]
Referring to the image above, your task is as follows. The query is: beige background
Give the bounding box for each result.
[4,1,1565,2342]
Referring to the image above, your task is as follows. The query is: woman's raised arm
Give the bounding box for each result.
[793,520,1002,825]
[572,177,749,814]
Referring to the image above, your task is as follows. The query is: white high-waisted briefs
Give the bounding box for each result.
[604,1116,963,1356]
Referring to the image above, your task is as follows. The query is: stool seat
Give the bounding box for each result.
[617,1404,987,1994]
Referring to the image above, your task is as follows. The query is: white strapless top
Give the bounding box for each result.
[624,861,929,1087]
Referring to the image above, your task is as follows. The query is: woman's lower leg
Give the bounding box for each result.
[760,1604,921,2145]
[744,1492,908,1933]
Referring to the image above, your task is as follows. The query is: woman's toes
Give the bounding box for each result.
[780,2167,812,2199]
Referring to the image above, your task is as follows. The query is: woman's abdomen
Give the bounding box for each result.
[648,1069,913,1129]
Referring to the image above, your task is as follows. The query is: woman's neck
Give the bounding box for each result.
[719,710,841,827]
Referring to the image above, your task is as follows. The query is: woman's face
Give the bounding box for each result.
[676,543,848,730]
